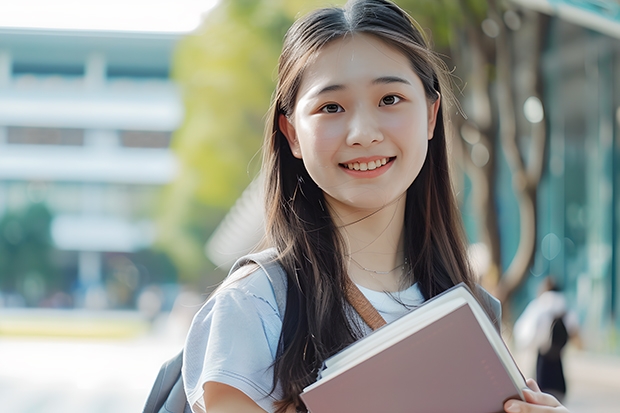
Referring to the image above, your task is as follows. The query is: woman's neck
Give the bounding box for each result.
[329,195,408,292]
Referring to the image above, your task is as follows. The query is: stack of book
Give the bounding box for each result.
[300,284,526,413]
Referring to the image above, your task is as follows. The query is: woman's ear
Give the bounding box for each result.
[427,93,441,141]
[278,114,302,159]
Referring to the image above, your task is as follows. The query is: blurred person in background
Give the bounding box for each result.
[514,276,582,402]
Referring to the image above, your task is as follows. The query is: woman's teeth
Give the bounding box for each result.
[344,157,389,171]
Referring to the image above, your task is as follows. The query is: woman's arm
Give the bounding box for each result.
[203,382,268,413]
[504,379,570,412]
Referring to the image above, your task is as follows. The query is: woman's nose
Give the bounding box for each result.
[345,108,383,147]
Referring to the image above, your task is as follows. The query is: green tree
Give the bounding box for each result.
[0,203,61,306]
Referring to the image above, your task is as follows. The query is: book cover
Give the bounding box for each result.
[300,284,526,413]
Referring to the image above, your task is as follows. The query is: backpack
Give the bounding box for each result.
[541,314,569,360]
[141,249,288,413]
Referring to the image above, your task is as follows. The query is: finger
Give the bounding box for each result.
[504,398,569,413]
[522,388,561,407]
[526,378,541,392]
[504,400,525,413]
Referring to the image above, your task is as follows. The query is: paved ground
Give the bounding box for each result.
[504,347,620,413]
[562,350,620,413]
[0,335,182,413]
[0,313,618,412]
[0,310,188,413]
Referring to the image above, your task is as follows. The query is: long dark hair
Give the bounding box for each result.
[262,0,478,410]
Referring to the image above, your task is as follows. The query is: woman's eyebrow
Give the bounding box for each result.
[312,84,346,98]
[373,76,411,85]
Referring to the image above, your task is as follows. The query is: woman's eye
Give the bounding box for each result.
[321,103,343,113]
[380,95,401,106]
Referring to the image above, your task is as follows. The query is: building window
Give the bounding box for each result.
[12,63,85,77]
[120,131,170,148]
[107,66,169,79]
[7,127,84,146]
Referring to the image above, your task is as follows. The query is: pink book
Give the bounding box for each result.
[300,284,526,413]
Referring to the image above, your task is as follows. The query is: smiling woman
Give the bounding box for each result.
[182,1,572,413]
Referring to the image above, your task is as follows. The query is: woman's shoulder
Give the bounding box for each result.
[183,259,286,413]
[205,263,283,319]
[184,261,286,367]
[195,249,288,322]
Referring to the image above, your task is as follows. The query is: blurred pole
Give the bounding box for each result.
[84,129,121,149]
[0,50,10,87]
[85,52,105,90]
[0,174,5,218]
[0,48,8,231]
[78,250,106,309]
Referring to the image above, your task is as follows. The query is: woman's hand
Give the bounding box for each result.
[504,379,570,412]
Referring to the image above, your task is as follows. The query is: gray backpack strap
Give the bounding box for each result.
[230,248,288,317]
[142,350,188,413]
[475,285,502,332]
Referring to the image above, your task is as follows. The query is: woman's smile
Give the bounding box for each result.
[339,156,395,177]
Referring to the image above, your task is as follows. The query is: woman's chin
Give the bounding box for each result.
[324,192,406,217]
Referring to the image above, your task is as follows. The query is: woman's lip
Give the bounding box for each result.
[341,156,391,164]
[339,157,394,177]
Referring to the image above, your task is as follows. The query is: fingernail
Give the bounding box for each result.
[505,401,521,413]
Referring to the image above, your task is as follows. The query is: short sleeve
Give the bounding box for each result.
[563,310,580,336]
[182,270,283,413]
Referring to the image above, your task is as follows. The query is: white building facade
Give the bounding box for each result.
[0,28,182,308]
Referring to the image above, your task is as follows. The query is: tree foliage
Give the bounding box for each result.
[396,0,486,50]
[0,203,61,306]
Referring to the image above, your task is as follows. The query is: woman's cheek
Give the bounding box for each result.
[384,112,419,135]
[308,121,344,150]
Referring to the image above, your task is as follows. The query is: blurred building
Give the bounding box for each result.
[504,0,620,352]
[0,28,182,308]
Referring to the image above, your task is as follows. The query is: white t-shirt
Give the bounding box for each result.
[356,283,424,323]
[513,290,579,352]
[182,267,424,413]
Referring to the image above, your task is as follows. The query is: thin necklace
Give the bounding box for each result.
[348,256,407,275]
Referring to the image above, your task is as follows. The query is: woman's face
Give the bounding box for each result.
[280,34,440,217]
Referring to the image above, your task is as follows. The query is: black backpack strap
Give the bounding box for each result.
[230,247,288,317]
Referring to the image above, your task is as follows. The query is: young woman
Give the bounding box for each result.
[183,1,571,412]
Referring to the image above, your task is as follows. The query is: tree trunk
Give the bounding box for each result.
[452,10,503,288]
[489,2,548,306]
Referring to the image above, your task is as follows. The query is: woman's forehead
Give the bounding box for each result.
[298,33,419,96]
